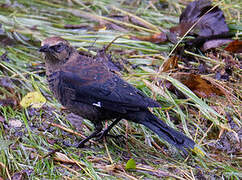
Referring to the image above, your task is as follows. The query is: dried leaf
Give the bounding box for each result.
[225,40,242,53]
[174,73,224,98]
[20,91,46,108]
[182,74,224,98]
[129,32,167,43]
[202,39,232,51]
[125,158,136,170]
[161,56,178,72]
[169,0,229,44]
[180,0,228,37]
[169,22,193,38]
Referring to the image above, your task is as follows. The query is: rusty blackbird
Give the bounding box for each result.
[39,36,195,153]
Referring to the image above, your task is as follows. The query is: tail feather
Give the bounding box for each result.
[136,111,195,153]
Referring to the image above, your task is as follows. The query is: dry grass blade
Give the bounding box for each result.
[46,122,97,144]
[0,162,11,180]
[111,6,160,32]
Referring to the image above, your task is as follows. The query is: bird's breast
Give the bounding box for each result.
[46,71,61,100]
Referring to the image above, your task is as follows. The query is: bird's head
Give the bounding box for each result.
[39,36,73,63]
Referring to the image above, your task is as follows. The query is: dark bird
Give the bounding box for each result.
[39,36,195,153]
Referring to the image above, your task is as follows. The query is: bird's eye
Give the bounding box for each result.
[52,43,65,53]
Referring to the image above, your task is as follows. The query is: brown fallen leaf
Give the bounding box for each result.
[178,73,224,98]
[225,40,242,53]
[160,56,179,72]
[169,0,229,48]
[129,32,167,43]
[169,22,193,38]
[167,73,224,98]
[179,0,228,37]
[202,39,232,51]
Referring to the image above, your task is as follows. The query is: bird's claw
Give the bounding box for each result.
[95,131,125,142]
[63,140,79,148]
[77,141,85,148]
[95,130,108,141]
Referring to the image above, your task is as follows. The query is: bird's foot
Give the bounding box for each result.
[76,140,86,148]
[95,129,109,141]
[95,118,123,141]
[76,129,102,148]
[95,130,125,142]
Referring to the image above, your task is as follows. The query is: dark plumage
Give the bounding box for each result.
[39,36,195,153]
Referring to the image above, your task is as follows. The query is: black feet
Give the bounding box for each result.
[76,118,123,148]
[95,128,109,141]
[77,128,117,148]
[95,130,125,141]
[77,123,103,148]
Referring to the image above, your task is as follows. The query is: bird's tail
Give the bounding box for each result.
[135,110,195,154]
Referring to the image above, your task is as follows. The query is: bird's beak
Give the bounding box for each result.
[39,45,50,52]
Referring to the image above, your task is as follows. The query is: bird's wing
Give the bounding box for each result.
[58,61,160,113]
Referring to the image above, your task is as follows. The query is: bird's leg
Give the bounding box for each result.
[77,122,103,148]
[96,118,122,140]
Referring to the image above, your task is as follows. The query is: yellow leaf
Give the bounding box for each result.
[125,158,136,170]
[20,91,46,108]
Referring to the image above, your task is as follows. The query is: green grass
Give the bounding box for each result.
[0,0,241,179]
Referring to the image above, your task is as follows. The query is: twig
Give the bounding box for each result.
[46,121,97,144]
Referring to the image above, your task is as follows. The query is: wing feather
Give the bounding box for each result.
[59,63,160,113]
